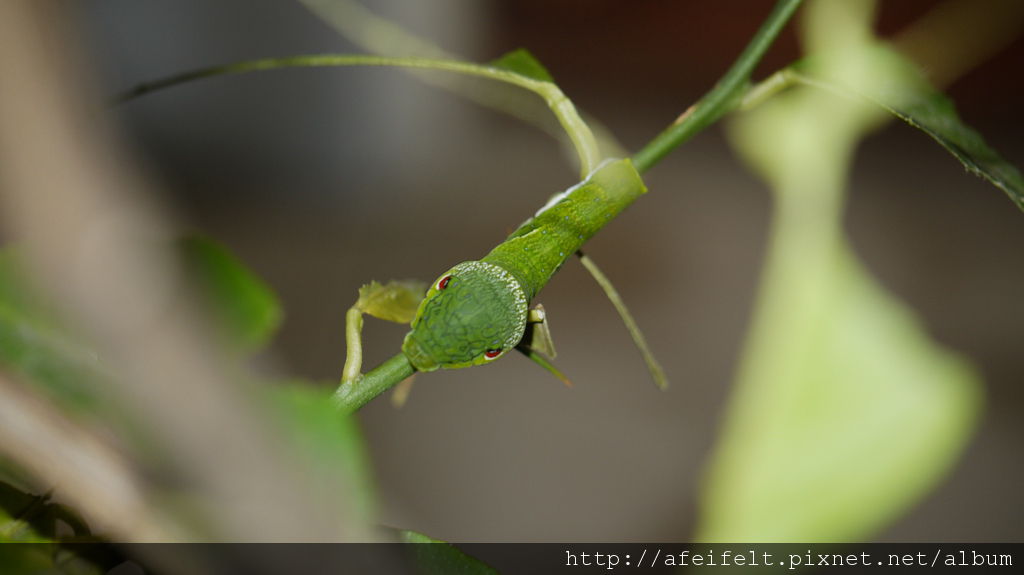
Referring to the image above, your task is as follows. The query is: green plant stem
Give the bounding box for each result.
[333,352,414,414]
[631,0,804,174]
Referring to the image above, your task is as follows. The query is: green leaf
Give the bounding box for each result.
[0,536,109,575]
[0,237,284,411]
[0,470,118,573]
[268,383,377,527]
[0,484,92,544]
[180,236,283,352]
[0,504,48,543]
[792,44,1024,211]
[0,307,106,413]
[401,530,499,575]
[0,249,106,413]
[0,540,55,574]
[356,280,426,324]
[488,48,554,83]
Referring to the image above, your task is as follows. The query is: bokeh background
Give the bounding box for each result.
[61,0,1024,541]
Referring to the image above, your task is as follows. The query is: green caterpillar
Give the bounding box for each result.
[110,51,665,393]
[402,158,646,372]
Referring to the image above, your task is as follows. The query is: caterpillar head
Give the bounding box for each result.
[402,261,528,371]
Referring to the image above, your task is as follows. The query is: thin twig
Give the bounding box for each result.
[631,0,804,173]
[116,54,601,177]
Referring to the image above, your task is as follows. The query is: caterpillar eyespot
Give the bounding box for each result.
[484,348,502,360]
[437,275,452,290]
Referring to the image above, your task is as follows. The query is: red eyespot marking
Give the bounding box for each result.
[437,275,452,290]
[484,348,502,360]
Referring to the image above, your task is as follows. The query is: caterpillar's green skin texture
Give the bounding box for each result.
[402,159,647,372]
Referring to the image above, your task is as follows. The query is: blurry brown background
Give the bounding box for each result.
[54,0,1024,540]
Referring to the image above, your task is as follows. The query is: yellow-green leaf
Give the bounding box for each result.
[356,280,427,324]
[488,48,554,83]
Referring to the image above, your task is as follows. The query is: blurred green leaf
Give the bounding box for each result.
[401,530,499,575]
[0,236,284,411]
[0,506,48,543]
[0,249,105,412]
[0,308,105,413]
[791,44,1024,211]
[0,540,54,575]
[268,383,377,528]
[0,472,120,573]
[699,245,982,541]
[0,536,109,575]
[700,0,983,542]
[180,236,283,352]
[488,49,554,83]
[356,280,426,324]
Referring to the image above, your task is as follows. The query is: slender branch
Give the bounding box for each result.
[115,54,600,176]
[114,55,539,102]
[631,0,804,174]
